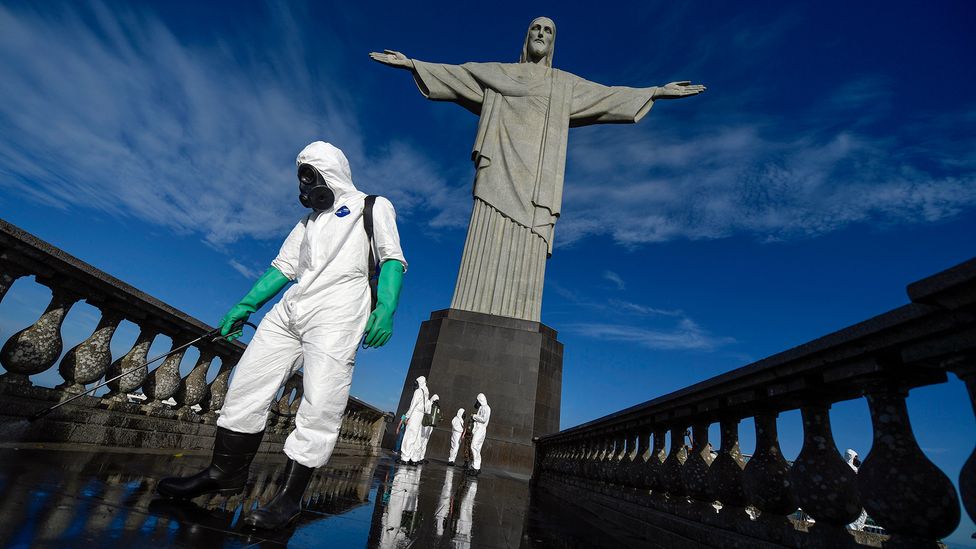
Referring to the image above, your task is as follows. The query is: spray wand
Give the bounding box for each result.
[27,320,255,422]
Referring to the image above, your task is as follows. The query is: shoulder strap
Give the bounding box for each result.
[364,195,377,274]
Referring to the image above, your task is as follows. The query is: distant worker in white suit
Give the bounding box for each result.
[845,448,869,531]
[468,393,490,476]
[448,408,466,465]
[419,394,440,463]
[399,376,430,465]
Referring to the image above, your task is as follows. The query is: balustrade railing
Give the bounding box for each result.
[533,257,976,548]
[0,218,388,452]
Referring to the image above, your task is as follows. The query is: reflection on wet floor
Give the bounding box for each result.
[0,447,540,548]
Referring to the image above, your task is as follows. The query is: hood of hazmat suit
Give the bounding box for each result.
[456,408,465,419]
[476,393,487,407]
[296,142,362,213]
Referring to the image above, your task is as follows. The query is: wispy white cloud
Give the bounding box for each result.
[564,318,735,351]
[557,115,976,247]
[228,259,261,279]
[0,2,466,248]
[607,299,683,317]
[602,270,626,290]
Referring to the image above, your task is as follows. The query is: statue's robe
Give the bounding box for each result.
[412,61,657,321]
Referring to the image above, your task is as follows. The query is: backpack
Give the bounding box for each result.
[363,195,379,310]
[423,402,441,427]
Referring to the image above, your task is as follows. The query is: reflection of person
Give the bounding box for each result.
[435,467,456,538]
[845,449,869,531]
[400,376,431,464]
[448,408,466,465]
[453,478,478,549]
[419,394,440,463]
[380,464,424,548]
[370,17,704,322]
[468,394,491,476]
[157,142,407,531]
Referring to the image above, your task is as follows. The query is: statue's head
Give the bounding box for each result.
[520,16,555,67]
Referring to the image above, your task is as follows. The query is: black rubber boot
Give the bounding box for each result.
[156,427,264,499]
[243,459,314,530]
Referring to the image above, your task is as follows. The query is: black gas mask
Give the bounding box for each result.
[298,163,335,211]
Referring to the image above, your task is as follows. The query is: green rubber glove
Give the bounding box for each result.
[363,260,405,348]
[219,267,290,341]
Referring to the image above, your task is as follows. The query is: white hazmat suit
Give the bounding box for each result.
[419,394,440,461]
[448,408,465,463]
[845,448,869,531]
[217,141,407,468]
[470,393,491,471]
[399,376,431,463]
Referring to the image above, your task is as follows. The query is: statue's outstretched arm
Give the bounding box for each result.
[652,81,707,100]
[368,49,415,71]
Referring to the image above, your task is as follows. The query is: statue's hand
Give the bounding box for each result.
[654,81,707,99]
[368,49,414,70]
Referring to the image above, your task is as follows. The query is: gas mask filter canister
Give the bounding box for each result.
[298,163,336,211]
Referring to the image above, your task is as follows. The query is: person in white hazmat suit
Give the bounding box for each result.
[448,408,465,465]
[468,393,491,475]
[845,448,869,531]
[399,376,431,465]
[157,141,408,531]
[419,393,440,463]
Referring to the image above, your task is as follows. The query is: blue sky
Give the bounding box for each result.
[1,0,975,544]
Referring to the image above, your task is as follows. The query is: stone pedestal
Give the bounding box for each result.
[393,308,563,475]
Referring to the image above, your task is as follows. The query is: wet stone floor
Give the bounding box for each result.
[0,445,585,548]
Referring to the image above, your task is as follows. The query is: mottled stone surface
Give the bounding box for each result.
[141,341,188,414]
[743,413,797,516]
[0,288,78,384]
[707,418,747,508]
[104,327,157,399]
[174,350,214,411]
[858,386,960,547]
[661,425,689,498]
[57,308,123,394]
[790,404,862,534]
[682,421,714,502]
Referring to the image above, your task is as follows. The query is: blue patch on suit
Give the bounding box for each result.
[335,205,350,217]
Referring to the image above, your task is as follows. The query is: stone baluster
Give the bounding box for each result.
[200,356,236,424]
[56,307,123,395]
[141,336,189,415]
[706,417,747,528]
[598,436,614,483]
[789,402,860,545]
[285,378,303,433]
[0,286,79,385]
[102,325,157,406]
[627,427,650,488]
[583,439,596,479]
[742,412,797,543]
[173,349,216,421]
[614,431,634,487]
[569,441,583,477]
[0,260,25,305]
[661,424,689,499]
[947,358,976,523]
[644,427,668,494]
[683,420,715,505]
[600,433,616,484]
[858,383,960,548]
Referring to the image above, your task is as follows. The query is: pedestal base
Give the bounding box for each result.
[392,309,563,475]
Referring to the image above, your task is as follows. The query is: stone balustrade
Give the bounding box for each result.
[0,218,389,455]
[533,257,976,549]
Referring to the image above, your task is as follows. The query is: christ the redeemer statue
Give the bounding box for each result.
[371,16,705,322]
